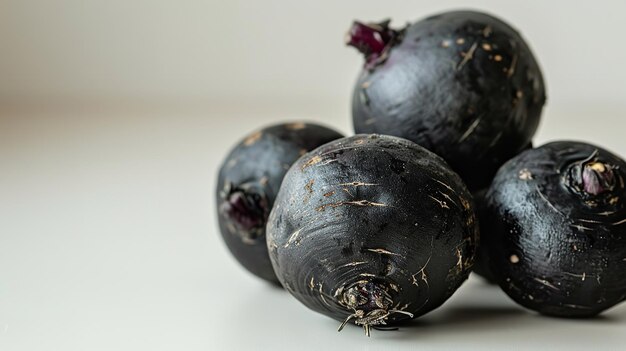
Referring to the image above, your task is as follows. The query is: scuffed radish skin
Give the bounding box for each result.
[267,134,478,335]
[484,141,626,317]
[216,122,343,283]
[348,11,546,191]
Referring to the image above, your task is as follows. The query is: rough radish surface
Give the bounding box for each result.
[216,123,343,283]
[484,141,626,317]
[267,134,478,332]
[350,11,546,190]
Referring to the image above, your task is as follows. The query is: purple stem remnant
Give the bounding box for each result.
[346,20,397,67]
[582,162,615,196]
[222,190,267,234]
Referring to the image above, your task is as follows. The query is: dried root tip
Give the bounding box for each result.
[346,20,399,68]
[337,314,356,332]
[220,182,269,240]
[336,280,414,337]
[372,326,399,331]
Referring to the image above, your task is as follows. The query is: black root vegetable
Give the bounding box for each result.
[347,10,546,190]
[267,134,478,335]
[216,122,343,283]
[484,141,626,317]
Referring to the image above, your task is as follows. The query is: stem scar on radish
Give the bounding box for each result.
[347,11,546,191]
[483,141,626,317]
[216,123,343,283]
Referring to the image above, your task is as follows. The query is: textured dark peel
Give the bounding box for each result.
[483,141,626,317]
[267,134,478,334]
[216,123,343,283]
[349,11,546,191]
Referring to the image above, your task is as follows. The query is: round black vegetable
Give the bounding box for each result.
[484,141,626,317]
[267,134,478,335]
[216,122,343,283]
[347,10,546,190]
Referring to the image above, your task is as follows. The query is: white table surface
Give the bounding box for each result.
[1,102,625,350]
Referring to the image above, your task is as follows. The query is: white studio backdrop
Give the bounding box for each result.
[1,0,626,110]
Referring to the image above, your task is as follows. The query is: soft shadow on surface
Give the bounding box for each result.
[335,280,532,340]
[232,276,626,341]
[402,306,524,333]
[531,307,626,324]
[425,306,525,325]
[374,293,626,341]
[330,304,528,341]
[263,280,286,291]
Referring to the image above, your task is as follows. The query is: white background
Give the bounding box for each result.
[2,1,626,350]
